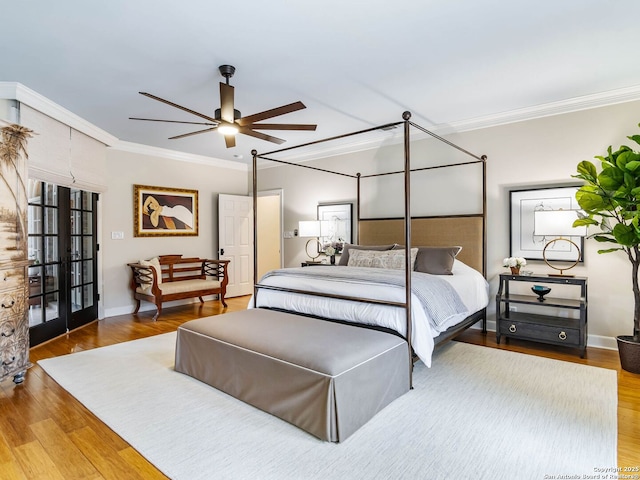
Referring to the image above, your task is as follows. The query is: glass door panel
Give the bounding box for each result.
[28,181,98,346]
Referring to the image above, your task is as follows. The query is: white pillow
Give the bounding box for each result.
[140,257,163,286]
[347,248,418,270]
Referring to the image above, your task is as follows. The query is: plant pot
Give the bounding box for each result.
[510,267,520,275]
[617,336,640,374]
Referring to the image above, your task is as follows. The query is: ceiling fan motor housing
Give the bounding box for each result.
[215,108,241,121]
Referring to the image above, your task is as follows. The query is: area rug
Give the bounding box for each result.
[39,333,617,480]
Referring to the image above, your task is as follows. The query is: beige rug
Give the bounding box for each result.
[39,333,617,480]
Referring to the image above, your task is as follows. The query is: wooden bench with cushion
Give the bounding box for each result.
[128,254,230,321]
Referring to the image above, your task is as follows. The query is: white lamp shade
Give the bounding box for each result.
[298,220,321,237]
[534,210,587,237]
[298,220,332,238]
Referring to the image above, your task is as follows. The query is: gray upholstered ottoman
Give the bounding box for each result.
[175,308,410,442]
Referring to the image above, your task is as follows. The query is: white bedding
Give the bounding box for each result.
[250,260,489,367]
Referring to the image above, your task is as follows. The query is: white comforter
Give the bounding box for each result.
[250,260,489,367]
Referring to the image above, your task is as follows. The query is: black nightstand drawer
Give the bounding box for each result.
[499,319,581,346]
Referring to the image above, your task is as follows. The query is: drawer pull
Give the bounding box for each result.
[1,327,15,338]
[559,331,567,341]
[1,300,15,309]
[509,324,517,333]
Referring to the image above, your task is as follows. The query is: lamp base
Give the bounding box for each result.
[305,238,322,262]
[542,238,581,277]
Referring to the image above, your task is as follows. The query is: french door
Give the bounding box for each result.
[27,181,99,346]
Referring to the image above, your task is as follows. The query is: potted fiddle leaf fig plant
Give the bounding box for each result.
[573,123,640,373]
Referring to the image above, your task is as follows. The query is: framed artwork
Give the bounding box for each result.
[317,203,352,252]
[510,186,583,261]
[134,184,198,237]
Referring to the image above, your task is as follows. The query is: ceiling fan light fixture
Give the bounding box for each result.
[218,124,239,136]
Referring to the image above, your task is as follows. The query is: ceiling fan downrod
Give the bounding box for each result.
[218,65,236,85]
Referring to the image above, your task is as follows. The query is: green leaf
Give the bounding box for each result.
[573,217,598,227]
[599,166,625,191]
[629,134,640,147]
[612,223,640,247]
[576,160,597,181]
[597,248,624,254]
[576,188,608,211]
[593,235,615,243]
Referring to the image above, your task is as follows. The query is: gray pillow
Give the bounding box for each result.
[414,246,462,275]
[338,243,395,266]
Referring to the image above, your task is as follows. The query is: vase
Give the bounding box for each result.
[330,255,336,265]
[510,267,520,275]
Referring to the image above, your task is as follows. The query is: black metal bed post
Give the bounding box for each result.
[252,149,258,308]
[356,173,361,244]
[481,154,488,332]
[402,111,413,389]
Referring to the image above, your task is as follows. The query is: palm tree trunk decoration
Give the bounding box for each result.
[0,124,34,256]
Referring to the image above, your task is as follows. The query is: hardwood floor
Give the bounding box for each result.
[1,299,638,478]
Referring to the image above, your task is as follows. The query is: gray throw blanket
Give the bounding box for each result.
[260,266,468,327]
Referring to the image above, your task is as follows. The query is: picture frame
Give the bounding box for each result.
[133,184,198,237]
[317,202,352,252]
[509,186,583,261]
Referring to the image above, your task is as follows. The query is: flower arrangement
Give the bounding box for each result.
[503,257,527,268]
[325,246,336,256]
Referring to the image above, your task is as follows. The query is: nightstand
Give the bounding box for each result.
[495,274,588,357]
[301,261,335,267]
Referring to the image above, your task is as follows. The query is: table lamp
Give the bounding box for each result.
[533,209,587,277]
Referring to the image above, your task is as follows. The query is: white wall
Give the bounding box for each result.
[257,99,640,349]
[102,148,250,317]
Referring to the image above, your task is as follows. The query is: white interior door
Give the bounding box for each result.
[257,190,283,279]
[218,194,253,297]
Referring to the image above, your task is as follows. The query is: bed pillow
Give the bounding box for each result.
[347,248,418,270]
[338,244,395,266]
[139,257,163,287]
[414,246,462,275]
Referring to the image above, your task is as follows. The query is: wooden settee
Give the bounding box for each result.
[127,254,230,321]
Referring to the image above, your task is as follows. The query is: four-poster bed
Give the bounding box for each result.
[251,111,488,375]
[176,111,488,442]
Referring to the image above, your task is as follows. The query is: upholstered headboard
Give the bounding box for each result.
[358,215,485,274]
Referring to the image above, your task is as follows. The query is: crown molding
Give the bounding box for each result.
[439,84,640,135]
[0,82,119,146]
[270,84,640,163]
[3,81,640,167]
[111,141,248,171]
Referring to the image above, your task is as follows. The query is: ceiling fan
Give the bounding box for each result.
[130,64,317,148]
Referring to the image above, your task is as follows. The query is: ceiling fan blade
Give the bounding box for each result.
[168,126,218,140]
[249,123,317,131]
[129,117,217,126]
[237,101,306,126]
[139,92,218,123]
[224,135,236,148]
[239,126,286,145]
[220,83,235,123]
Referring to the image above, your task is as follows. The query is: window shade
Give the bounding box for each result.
[20,105,107,193]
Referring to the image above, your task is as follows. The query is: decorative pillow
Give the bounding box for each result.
[338,243,395,266]
[140,257,163,287]
[348,248,418,270]
[413,246,462,275]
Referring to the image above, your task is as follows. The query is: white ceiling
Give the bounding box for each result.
[3,0,640,164]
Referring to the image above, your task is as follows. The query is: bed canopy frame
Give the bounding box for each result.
[251,111,487,386]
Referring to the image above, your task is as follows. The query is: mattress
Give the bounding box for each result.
[251,260,489,367]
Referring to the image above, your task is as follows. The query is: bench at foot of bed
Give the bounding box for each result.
[175,308,410,442]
